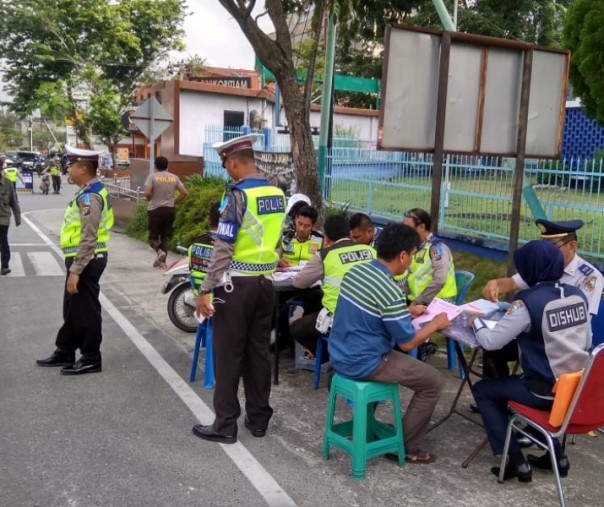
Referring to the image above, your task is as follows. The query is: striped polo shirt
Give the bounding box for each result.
[328,259,416,379]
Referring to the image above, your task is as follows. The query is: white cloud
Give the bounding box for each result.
[184,0,274,69]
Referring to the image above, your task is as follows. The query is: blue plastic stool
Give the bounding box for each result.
[323,374,405,480]
[313,335,329,390]
[189,319,215,390]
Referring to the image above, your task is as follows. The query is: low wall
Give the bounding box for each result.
[111,196,139,230]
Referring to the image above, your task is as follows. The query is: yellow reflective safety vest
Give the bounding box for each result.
[50,166,60,176]
[321,240,376,313]
[282,232,324,266]
[407,235,456,302]
[217,179,286,275]
[60,181,114,258]
[3,167,18,183]
[188,232,215,295]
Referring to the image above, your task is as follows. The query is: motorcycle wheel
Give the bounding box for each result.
[167,283,198,333]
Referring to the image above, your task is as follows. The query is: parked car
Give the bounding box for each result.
[4,150,42,174]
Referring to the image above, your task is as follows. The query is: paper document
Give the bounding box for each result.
[411,298,464,330]
[460,299,501,315]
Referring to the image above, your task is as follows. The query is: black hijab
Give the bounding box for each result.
[514,240,564,287]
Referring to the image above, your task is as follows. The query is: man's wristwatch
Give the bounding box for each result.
[200,289,212,296]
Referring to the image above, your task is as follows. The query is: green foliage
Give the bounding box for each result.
[0,0,186,147]
[125,200,149,242]
[563,0,604,127]
[170,176,226,250]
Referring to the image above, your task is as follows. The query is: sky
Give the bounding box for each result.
[183,0,274,69]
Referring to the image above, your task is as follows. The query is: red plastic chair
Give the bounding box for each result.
[498,343,604,507]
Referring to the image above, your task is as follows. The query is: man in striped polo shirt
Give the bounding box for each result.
[328,223,451,464]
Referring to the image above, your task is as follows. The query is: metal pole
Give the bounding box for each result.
[148,99,155,176]
[317,11,336,197]
[507,50,534,277]
[430,32,452,234]
[432,0,456,31]
[453,0,458,30]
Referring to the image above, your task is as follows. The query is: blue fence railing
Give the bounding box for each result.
[203,126,604,260]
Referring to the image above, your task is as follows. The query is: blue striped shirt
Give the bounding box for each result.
[328,260,415,379]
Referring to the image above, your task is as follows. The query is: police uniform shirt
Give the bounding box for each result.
[512,254,604,316]
[291,238,351,289]
[69,177,104,275]
[0,172,21,226]
[410,233,455,305]
[473,283,590,396]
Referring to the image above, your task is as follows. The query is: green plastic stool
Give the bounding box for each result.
[323,374,405,479]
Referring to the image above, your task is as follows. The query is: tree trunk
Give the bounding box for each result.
[278,69,322,207]
[217,0,322,208]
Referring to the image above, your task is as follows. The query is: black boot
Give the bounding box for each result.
[527,452,570,477]
[491,451,532,483]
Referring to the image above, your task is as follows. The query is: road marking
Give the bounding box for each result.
[28,251,65,276]
[7,252,26,277]
[22,212,297,507]
[11,243,47,246]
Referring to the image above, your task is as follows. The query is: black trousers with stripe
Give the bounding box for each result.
[211,275,275,436]
[55,255,107,361]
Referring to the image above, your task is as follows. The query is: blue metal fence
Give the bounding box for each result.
[204,126,604,260]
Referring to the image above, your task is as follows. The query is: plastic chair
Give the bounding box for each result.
[323,374,405,479]
[189,319,215,390]
[446,271,476,373]
[499,343,604,507]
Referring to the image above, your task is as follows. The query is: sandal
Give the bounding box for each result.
[405,450,436,464]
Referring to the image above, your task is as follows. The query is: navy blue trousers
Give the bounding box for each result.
[473,375,555,456]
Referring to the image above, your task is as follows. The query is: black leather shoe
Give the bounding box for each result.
[36,351,75,367]
[491,460,532,483]
[244,417,267,438]
[527,452,570,477]
[60,358,102,375]
[192,424,237,444]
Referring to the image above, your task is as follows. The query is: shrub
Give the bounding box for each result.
[125,200,149,242]
[170,175,226,249]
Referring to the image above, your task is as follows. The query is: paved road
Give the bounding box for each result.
[1,185,603,507]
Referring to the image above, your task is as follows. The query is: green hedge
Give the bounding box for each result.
[126,174,227,251]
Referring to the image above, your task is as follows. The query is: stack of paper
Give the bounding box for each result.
[411,298,464,330]
[459,299,501,315]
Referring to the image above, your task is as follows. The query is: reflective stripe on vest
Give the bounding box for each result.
[230,184,286,275]
[407,237,456,301]
[322,242,376,313]
[60,182,114,258]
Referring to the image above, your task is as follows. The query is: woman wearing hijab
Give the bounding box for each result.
[471,241,591,483]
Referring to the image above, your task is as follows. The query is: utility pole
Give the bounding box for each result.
[317,10,336,197]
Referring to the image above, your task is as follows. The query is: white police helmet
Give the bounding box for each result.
[285,193,311,217]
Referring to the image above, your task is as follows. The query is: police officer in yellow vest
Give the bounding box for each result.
[278,204,323,267]
[402,208,457,306]
[402,208,456,362]
[37,156,114,375]
[50,158,61,194]
[2,160,23,193]
[188,202,220,295]
[193,134,286,444]
[290,214,376,356]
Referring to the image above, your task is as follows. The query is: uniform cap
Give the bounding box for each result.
[212,133,260,163]
[536,219,584,240]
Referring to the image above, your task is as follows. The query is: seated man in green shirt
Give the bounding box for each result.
[328,223,451,464]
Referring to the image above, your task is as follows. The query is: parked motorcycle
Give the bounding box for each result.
[162,246,198,333]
